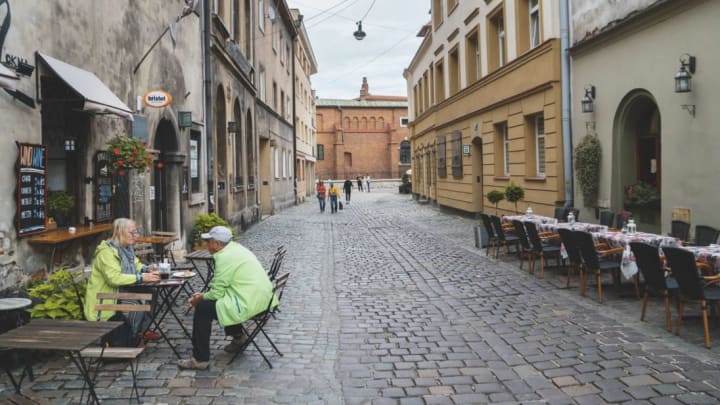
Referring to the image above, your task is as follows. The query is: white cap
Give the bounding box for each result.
[200,226,233,243]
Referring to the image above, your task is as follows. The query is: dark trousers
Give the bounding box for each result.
[330,196,338,213]
[192,300,218,361]
[344,189,351,202]
[318,196,325,212]
[357,181,363,191]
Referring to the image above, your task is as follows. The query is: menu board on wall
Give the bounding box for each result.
[16,142,48,236]
[94,151,113,223]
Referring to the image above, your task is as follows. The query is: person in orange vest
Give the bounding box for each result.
[316,180,327,213]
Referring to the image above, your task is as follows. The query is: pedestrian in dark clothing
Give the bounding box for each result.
[357,176,364,192]
[343,179,353,204]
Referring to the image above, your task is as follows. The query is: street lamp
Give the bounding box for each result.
[581,85,595,113]
[674,54,696,93]
[353,21,366,40]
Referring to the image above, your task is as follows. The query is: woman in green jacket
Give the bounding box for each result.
[84,218,160,346]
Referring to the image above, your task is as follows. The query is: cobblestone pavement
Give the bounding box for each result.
[3,189,720,404]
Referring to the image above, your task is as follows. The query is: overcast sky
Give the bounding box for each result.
[286,0,430,100]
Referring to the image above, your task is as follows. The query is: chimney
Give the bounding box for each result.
[359,77,369,99]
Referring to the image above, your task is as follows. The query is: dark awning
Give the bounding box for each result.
[0,63,19,91]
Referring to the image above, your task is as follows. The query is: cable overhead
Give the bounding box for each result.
[301,0,356,22]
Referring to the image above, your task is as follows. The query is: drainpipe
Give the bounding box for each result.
[203,0,214,212]
[560,0,574,208]
[292,30,297,204]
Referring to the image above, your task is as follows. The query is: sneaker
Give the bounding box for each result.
[223,335,248,353]
[177,357,209,370]
[143,331,162,341]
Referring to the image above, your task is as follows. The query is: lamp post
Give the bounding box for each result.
[353,21,366,40]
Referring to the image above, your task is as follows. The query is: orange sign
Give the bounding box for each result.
[143,90,172,108]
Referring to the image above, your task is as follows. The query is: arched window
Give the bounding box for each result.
[378,117,385,129]
[370,117,376,129]
[361,117,367,128]
[343,117,350,129]
[400,140,411,164]
[352,117,359,129]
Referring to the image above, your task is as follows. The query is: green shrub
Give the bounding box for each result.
[27,269,86,320]
[190,213,235,247]
[48,191,74,216]
[487,190,505,214]
[574,134,601,207]
[505,182,525,214]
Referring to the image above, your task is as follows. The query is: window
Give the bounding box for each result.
[434,60,445,103]
[234,130,243,188]
[498,15,506,67]
[466,29,480,84]
[400,140,411,164]
[503,125,510,176]
[190,131,201,194]
[232,0,239,42]
[271,15,277,52]
[280,32,285,64]
[432,0,443,29]
[274,147,279,178]
[282,149,287,178]
[286,44,291,74]
[437,135,447,178]
[488,10,506,71]
[246,109,255,189]
[530,0,540,48]
[494,122,509,177]
[258,66,266,102]
[400,117,409,127]
[245,0,252,57]
[535,115,545,176]
[258,0,265,33]
[451,131,463,177]
[447,0,457,13]
[280,90,285,116]
[448,46,460,95]
[272,81,277,110]
[317,144,324,160]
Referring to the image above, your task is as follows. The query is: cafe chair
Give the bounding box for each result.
[134,242,157,263]
[573,230,624,303]
[663,247,720,348]
[629,242,678,332]
[668,220,691,242]
[511,220,534,273]
[479,213,499,257]
[554,207,566,222]
[490,216,520,261]
[225,272,290,368]
[599,210,615,227]
[267,246,287,281]
[79,292,151,404]
[524,221,561,279]
[557,228,582,289]
[616,212,632,230]
[692,225,720,247]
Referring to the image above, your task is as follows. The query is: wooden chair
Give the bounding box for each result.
[267,246,287,281]
[134,242,156,263]
[490,215,520,260]
[630,242,678,332]
[225,273,289,368]
[524,221,561,279]
[479,214,499,257]
[663,247,720,348]
[511,220,533,272]
[573,230,624,303]
[557,228,582,288]
[79,292,151,404]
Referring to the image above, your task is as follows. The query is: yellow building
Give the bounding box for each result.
[404,0,566,217]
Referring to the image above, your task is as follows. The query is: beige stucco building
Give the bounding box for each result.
[291,8,318,203]
[570,0,719,234]
[405,0,565,217]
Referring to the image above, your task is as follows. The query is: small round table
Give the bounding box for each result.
[0,298,32,331]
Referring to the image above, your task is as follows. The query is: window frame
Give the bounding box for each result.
[503,125,510,177]
[530,0,540,48]
[317,144,324,160]
[535,115,545,176]
[400,117,409,127]
[451,131,463,178]
[274,147,280,179]
[437,135,447,178]
[400,140,411,164]
[258,0,265,33]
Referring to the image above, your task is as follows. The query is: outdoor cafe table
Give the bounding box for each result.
[0,319,122,404]
[27,223,112,271]
[682,245,720,274]
[184,248,215,292]
[503,215,606,233]
[135,235,178,260]
[125,278,191,359]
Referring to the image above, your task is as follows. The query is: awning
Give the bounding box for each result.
[37,52,133,121]
[0,63,19,92]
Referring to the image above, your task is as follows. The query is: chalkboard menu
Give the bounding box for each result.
[16,142,48,236]
[94,151,113,223]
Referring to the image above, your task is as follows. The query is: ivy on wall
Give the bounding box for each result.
[574,134,601,207]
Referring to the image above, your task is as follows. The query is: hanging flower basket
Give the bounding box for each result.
[106,136,154,174]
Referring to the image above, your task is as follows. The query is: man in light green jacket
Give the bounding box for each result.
[177,226,276,370]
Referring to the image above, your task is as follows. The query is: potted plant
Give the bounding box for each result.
[505,182,525,214]
[190,213,235,250]
[48,190,74,227]
[487,190,505,214]
[106,135,155,175]
[399,172,412,194]
[27,269,86,320]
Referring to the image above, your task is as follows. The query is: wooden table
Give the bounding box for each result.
[27,223,112,271]
[135,235,178,260]
[0,319,122,404]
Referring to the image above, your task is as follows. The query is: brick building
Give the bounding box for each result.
[315,78,411,181]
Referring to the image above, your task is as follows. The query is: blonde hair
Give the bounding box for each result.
[110,218,136,246]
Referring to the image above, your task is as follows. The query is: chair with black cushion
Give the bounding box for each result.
[226,272,289,367]
[557,228,582,288]
[573,230,624,303]
[525,221,561,279]
[79,292,151,404]
[669,220,691,242]
[599,210,615,227]
[480,214,499,257]
[511,220,534,272]
[490,215,520,260]
[554,207,566,222]
[693,225,720,247]
[630,242,678,332]
[616,212,632,230]
[663,247,720,348]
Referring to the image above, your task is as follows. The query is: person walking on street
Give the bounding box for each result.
[316,180,327,213]
[328,181,340,213]
[356,176,364,192]
[365,174,371,193]
[343,178,353,204]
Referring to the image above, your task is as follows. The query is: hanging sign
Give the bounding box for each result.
[143,90,172,108]
[16,142,48,236]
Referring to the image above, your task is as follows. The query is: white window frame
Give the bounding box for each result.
[535,115,545,176]
[530,0,540,48]
[400,117,409,127]
[503,124,510,176]
[274,147,280,179]
[497,16,506,67]
[258,0,265,33]
[282,149,287,178]
[258,67,266,103]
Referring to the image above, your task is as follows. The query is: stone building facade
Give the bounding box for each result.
[315,78,410,181]
[404,0,565,217]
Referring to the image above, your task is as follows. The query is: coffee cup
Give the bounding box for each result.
[68,227,77,234]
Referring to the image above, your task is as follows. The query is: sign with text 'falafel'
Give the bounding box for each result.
[143,90,172,108]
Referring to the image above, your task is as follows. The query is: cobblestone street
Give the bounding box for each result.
[3,189,720,404]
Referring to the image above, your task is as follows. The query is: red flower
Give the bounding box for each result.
[113,148,121,156]
[117,160,125,167]
[156,162,164,169]
[133,148,138,154]
[128,156,135,162]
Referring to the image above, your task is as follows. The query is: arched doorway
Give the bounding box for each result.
[152,119,179,232]
[613,90,661,233]
[215,86,228,219]
[471,136,484,213]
